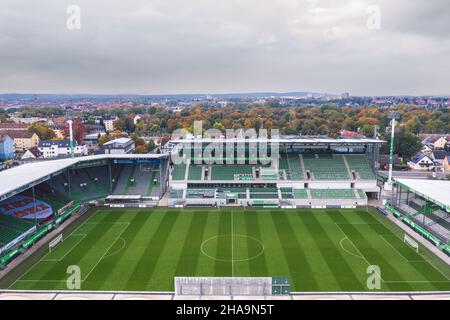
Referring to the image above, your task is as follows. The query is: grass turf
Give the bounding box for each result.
[3,207,450,292]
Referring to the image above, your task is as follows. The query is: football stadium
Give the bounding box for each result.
[0,137,449,299]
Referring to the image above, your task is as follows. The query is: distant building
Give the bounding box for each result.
[10,117,47,124]
[0,134,14,160]
[5,130,39,152]
[420,134,450,150]
[21,146,43,160]
[407,152,434,170]
[443,156,450,173]
[84,133,101,145]
[420,144,433,155]
[102,137,135,154]
[432,151,450,169]
[0,123,29,131]
[339,130,364,138]
[102,117,117,132]
[38,140,87,158]
[133,115,142,125]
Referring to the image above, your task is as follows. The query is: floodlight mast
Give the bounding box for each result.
[387,111,400,186]
[66,109,74,159]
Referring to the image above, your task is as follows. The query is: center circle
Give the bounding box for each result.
[200,234,264,262]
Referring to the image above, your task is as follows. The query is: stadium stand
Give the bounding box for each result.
[357,189,366,199]
[125,166,153,195]
[69,169,108,200]
[0,214,34,247]
[188,165,203,180]
[216,187,247,199]
[186,189,215,199]
[170,189,184,200]
[293,189,308,199]
[249,187,279,199]
[113,165,134,194]
[211,165,253,180]
[285,154,304,180]
[172,164,187,181]
[310,189,357,199]
[345,155,376,180]
[303,154,349,180]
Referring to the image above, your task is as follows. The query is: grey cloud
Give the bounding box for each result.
[0,0,449,95]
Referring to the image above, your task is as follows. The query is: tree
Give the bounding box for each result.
[380,129,421,160]
[98,130,126,145]
[361,125,374,138]
[28,123,56,140]
[61,118,86,144]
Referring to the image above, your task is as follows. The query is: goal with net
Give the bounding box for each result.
[404,234,419,253]
[49,234,64,252]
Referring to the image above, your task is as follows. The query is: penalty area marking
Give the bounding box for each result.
[41,234,87,262]
[334,222,385,282]
[339,237,364,260]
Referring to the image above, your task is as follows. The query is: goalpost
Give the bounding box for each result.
[404,234,419,253]
[49,234,64,252]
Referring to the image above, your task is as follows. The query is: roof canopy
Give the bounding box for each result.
[0,154,168,200]
[394,178,450,211]
[170,137,385,145]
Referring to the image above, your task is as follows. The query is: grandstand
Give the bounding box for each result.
[386,178,450,256]
[168,137,382,207]
[0,154,169,260]
[303,154,349,180]
[0,215,34,249]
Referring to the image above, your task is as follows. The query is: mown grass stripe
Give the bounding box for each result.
[24,211,122,291]
[298,212,365,291]
[270,211,319,291]
[329,211,411,291]
[123,211,180,291]
[214,211,231,276]
[357,211,450,290]
[244,211,268,276]
[173,212,209,277]
[82,211,150,290]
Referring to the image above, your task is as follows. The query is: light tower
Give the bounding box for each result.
[66,108,75,159]
[385,111,400,190]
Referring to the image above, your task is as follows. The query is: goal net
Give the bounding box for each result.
[404,234,419,253]
[49,234,64,252]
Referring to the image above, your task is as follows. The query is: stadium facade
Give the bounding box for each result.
[167,137,384,208]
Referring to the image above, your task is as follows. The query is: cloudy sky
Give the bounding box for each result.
[0,0,449,95]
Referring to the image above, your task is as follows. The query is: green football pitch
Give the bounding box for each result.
[3,207,450,292]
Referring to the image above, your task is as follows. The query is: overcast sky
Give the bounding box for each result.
[0,0,449,95]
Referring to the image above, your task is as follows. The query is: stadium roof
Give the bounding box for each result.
[170,137,385,144]
[0,154,168,200]
[394,178,450,211]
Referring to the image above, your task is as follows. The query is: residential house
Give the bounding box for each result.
[407,152,435,170]
[443,156,450,173]
[101,137,135,154]
[21,147,43,160]
[0,123,29,131]
[420,134,450,150]
[0,134,14,159]
[102,117,117,132]
[432,151,450,171]
[38,140,87,158]
[5,130,39,152]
